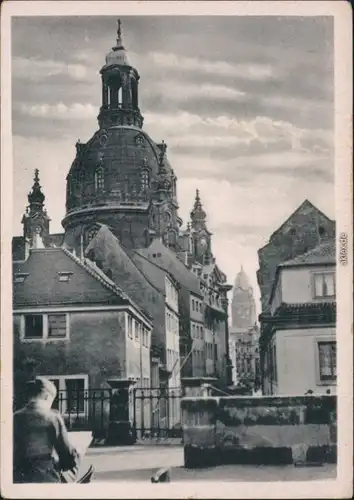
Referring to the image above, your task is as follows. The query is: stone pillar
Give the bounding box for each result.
[105,378,136,446]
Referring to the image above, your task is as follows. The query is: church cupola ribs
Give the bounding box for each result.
[98,19,143,129]
[22,169,51,252]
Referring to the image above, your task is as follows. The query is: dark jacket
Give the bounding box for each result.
[13,401,80,483]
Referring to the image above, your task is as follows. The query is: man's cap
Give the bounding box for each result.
[26,378,57,398]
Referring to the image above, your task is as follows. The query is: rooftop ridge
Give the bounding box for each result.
[132,248,180,290]
[61,246,129,301]
[86,225,164,297]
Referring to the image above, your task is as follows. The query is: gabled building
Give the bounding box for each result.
[257,200,336,394]
[261,240,336,395]
[13,246,152,412]
[257,199,335,312]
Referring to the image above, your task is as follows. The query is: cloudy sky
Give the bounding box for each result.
[11,15,334,312]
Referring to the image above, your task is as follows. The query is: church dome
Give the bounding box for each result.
[62,20,181,252]
[65,125,173,214]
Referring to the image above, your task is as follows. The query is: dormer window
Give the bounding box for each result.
[95,167,104,192]
[14,273,29,283]
[57,272,73,283]
[135,134,145,147]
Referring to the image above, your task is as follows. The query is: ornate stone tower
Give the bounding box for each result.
[62,20,181,254]
[231,266,257,329]
[22,169,51,255]
[189,190,213,265]
[150,142,180,248]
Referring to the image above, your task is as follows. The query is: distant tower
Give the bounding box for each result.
[22,169,51,255]
[189,190,213,265]
[231,266,257,329]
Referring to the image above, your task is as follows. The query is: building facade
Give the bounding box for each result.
[13,246,152,421]
[262,240,336,395]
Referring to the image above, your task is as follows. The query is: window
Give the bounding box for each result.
[22,313,69,341]
[48,314,67,338]
[195,301,199,312]
[37,375,88,415]
[14,273,29,283]
[318,341,336,381]
[192,299,195,311]
[57,272,73,283]
[94,167,104,191]
[313,272,335,298]
[24,314,43,339]
[141,170,149,190]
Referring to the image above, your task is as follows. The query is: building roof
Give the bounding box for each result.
[84,225,165,354]
[12,237,26,262]
[12,233,65,262]
[130,250,179,295]
[279,240,336,267]
[269,199,334,242]
[130,251,167,295]
[13,247,129,308]
[135,238,203,298]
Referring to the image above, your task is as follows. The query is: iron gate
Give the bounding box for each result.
[132,386,184,439]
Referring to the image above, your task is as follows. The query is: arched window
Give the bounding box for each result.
[95,167,104,192]
[118,87,123,107]
[141,170,149,190]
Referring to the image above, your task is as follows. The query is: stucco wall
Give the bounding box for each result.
[275,327,336,395]
[13,310,126,389]
[281,266,335,305]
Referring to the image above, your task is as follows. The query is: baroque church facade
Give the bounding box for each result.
[12,21,232,403]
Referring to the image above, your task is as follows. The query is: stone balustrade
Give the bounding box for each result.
[181,395,336,468]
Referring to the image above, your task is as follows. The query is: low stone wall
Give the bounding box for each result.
[181,395,336,468]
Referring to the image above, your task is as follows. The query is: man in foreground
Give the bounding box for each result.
[13,378,81,483]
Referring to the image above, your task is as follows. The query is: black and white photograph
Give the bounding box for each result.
[1,1,352,498]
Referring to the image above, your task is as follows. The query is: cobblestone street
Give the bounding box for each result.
[83,445,337,482]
